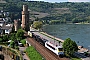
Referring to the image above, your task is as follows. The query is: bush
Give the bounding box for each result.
[15,46,19,50]
[0,42,9,46]
[16,29,24,40]
[10,41,14,48]
[0,38,3,42]
[20,39,26,45]
[2,34,9,42]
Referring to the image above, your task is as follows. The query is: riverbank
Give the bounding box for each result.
[30,27,90,60]
[40,32,64,42]
[40,31,89,54]
[67,23,90,24]
[43,24,90,51]
[30,27,90,54]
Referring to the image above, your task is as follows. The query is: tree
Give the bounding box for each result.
[63,38,78,57]
[10,41,14,48]
[9,33,16,41]
[16,29,24,40]
[2,34,8,42]
[20,39,26,45]
[35,17,39,21]
[33,21,43,30]
[0,38,3,42]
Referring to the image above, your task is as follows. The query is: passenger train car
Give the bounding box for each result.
[28,31,64,56]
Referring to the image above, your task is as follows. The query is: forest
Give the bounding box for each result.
[1,0,90,24]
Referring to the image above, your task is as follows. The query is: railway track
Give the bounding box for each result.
[26,37,69,60]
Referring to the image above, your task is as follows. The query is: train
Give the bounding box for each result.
[28,31,64,56]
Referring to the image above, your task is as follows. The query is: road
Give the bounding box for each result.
[82,57,90,60]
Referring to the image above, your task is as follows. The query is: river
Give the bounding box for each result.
[43,24,90,50]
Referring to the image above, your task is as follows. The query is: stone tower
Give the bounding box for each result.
[21,5,29,31]
[14,19,21,31]
[14,20,18,31]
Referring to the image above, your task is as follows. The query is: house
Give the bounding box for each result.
[0,13,2,16]
[1,24,13,34]
[3,12,9,17]
[0,19,5,27]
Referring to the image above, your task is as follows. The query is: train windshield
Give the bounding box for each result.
[58,48,63,51]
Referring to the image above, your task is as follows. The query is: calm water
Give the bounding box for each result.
[43,24,90,50]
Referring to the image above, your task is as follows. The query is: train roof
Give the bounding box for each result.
[30,31,63,48]
[39,36,48,42]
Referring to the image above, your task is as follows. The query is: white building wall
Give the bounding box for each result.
[0,23,4,26]
[5,29,12,34]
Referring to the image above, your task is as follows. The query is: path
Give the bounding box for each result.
[19,47,30,60]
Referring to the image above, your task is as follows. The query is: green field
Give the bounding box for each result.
[71,58,81,60]
[26,46,44,60]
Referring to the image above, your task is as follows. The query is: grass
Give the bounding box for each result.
[71,58,81,60]
[70,55,82,60]
[0,42,9,46]
[26,46,44,60]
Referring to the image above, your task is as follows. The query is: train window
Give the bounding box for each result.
[46,43,55,50]
[58,48,63,51]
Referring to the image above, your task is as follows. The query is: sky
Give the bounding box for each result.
[28,0,90,3]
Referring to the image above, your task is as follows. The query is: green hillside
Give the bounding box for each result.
[27,2,90,24]
[0,0,6,3]
[1,1,90,24]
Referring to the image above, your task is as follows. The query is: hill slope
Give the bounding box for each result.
[0,0,6,3]
[1,1,90,23]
